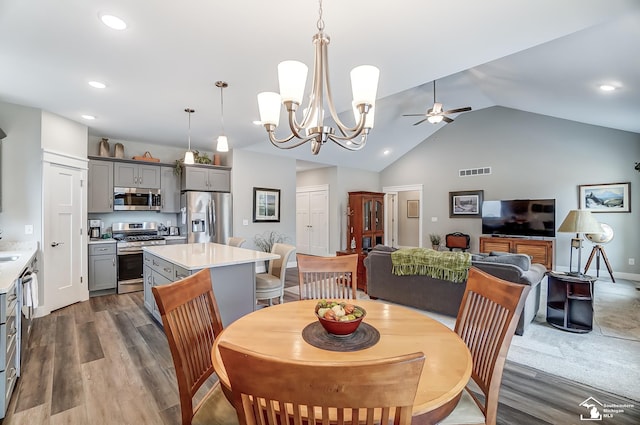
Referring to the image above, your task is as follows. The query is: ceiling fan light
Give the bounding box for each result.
[257,92,282,126]
[216,135,229,152]
[278,61,308,104]
[351,65,380,106]
[427,115,443,124]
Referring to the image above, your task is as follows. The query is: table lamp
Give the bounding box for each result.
[557,209,602,276]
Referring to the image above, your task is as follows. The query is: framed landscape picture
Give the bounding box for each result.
[579,182,630,213]
[449,190,484,218]
[253,187,281,222]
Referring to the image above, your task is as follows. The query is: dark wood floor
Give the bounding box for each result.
[2,270,638,425]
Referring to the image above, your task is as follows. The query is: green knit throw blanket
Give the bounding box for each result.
[391,248,471,283]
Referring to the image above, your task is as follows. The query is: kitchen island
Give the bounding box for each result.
[142,243,278,327]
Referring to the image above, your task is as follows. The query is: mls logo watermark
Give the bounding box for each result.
[579,396,635,421]
[579,397,602,421]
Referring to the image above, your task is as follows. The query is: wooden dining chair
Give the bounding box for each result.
[296,253,358,300]
[438,267,530,425]
[227,237,246,248]
[219,341,425,425]
[152,269,238,425]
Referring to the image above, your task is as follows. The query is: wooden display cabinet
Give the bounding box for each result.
[340,191,385,292]
[479,236,554,270]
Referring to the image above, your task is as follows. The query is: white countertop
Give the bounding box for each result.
[0,241,38,293]
[88,238,117,245]
[143,243,279,270]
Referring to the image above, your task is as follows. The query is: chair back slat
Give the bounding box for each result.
[297,254,358,300]
[152,269,225,425]
[220,341,424,425]
[454,267,530,425]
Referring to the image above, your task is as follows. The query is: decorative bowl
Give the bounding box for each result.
[315,302,366,336]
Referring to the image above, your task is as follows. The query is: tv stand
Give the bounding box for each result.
[479,236,554,270]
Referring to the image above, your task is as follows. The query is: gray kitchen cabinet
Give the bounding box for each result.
[181,166,230,192]
[0,280,18,418]
[114,162,161,189]
[88,159,114,212]
[143,252,192,323]
[88,243,117,293]
[160,166,180,213]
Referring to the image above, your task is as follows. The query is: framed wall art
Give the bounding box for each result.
[449,190,484,218]
[579,182,630,213]
[253,187,281,222]
[407,200,419,218]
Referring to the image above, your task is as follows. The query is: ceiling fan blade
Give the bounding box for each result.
[402,113,427,117]
[413,118,429,126]
[442,106,472,114]
[443,116,454,123]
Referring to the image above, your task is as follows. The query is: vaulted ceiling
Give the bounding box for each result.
[1,0,639,172]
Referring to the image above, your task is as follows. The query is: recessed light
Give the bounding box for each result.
[81,115,96,120]
[100,14,127,30]
[383,149,391,155]
[252,120,262,125]
[599,84,616,92]
[88,81,106,89]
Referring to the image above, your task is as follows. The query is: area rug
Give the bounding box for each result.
[286,276,639,401]
[390,276,640,401]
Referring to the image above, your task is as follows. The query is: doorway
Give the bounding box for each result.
[296,185,329,256]
[383,184,423,248]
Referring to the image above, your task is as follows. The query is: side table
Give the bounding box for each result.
[546,272,596,333]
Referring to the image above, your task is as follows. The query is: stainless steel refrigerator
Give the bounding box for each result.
[180,191,232,244]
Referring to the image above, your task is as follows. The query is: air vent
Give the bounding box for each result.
[459,167,491,177]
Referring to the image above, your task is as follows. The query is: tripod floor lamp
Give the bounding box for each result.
[557,209,603,277]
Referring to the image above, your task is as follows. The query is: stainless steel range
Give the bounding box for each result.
[113,222,166,294]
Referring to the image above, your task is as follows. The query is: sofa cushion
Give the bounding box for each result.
[481,253,531,271]
[372,244,397,252]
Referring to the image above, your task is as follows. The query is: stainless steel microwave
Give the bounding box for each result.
[113,187,162,211]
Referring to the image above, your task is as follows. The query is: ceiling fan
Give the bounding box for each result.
[403,80,472,125]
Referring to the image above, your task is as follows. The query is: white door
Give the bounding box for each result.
[43,161,87,312]
[296,186,329,256]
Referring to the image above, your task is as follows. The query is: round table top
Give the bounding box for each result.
[212,299,472,418]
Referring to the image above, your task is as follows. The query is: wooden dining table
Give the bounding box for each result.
[211,299,472,425]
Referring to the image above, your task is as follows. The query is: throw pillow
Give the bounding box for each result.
[483,253,531,271]
[372,244,397,252]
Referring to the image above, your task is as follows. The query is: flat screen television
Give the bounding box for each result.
[482,199,556,238]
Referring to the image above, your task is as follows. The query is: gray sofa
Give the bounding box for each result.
[363,246,546,335]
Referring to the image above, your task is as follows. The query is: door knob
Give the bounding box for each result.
[51,241,64,247]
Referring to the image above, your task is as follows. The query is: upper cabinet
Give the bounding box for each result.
[88,159,114,212]
[114,162,161,189]
[181,166,230,192]
[160,166,180,213]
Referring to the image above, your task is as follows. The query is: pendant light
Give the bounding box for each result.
[216,81,229,152]
[184,108,195,164]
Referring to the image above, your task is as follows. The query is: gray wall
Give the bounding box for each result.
[0,102,43,242]
[380,106,640,277]
[231,150,297,255]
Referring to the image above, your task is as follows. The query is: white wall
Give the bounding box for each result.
[381,106,640,277]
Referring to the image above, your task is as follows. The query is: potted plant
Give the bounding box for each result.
[429,233,441,250]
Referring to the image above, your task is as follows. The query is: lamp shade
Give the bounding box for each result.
[216,135,229,152]
[427,115,443,124]
[257,92,282,126]
[350,65,379,106]
[278,60,308,104]
[557,209,603,234]
[184,150,194,165]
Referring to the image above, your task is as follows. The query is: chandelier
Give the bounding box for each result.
[257,0,379,155]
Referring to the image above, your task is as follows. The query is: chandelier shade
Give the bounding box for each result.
[257,0,379,155]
